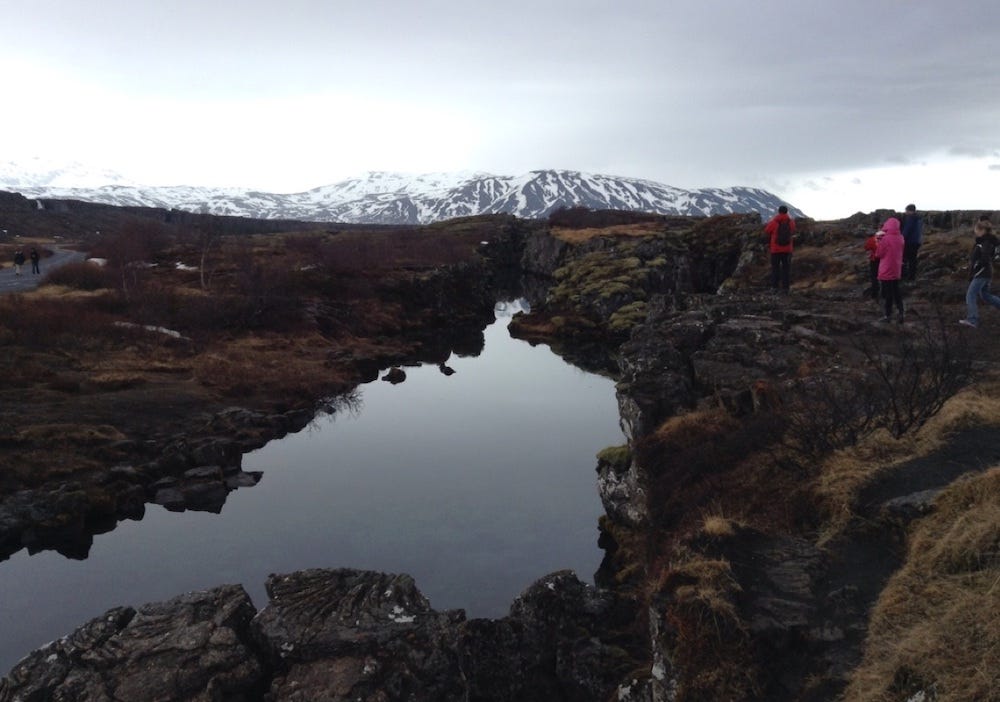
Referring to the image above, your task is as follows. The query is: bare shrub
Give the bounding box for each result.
[860,314,972,438]
[0,295,115,349]
[43,261,114,291]
[230,248,303,330]
[316,229,477,273]
[781,313,972,463]
[780,369,887,461]
[92,219,171,299]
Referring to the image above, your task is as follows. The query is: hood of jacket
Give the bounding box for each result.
[881,217,901,236]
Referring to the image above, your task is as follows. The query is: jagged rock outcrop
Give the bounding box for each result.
[1,568,643,701]
[0,585,264,701]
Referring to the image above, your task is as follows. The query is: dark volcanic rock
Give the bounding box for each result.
[254,568,467,702]
[0,585,264,702]
[474,570,639,702]
[2,567,643,702]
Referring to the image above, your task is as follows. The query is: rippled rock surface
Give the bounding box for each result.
[1,568,642,702]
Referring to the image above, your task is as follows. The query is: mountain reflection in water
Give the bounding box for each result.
[0,300,623,673]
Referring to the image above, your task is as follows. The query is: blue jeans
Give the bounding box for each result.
[965,277,1000,324]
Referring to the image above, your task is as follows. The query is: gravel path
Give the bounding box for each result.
[0,248,87,294]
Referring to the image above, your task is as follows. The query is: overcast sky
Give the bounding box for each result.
[2,0,998,218]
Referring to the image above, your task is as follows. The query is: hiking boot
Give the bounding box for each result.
[958,319,978,328]
[879,316,891,323]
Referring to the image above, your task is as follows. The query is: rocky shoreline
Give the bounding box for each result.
[1,567,641,701]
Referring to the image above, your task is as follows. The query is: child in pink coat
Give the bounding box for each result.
[875,217,905,322]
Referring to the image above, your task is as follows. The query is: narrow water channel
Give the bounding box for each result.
[0,301,625,673]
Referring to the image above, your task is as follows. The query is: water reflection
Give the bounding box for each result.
[0,304,623,673]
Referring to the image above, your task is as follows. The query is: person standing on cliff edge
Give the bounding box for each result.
[900,203,923,282]
[764,205,795,294]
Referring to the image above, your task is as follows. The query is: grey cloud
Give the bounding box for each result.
[4,0,1000,196]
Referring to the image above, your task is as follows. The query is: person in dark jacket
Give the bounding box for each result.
[959,218,1000,328]
[900,203,923,281]
[12,250,25,276]
[29,248,40,274]
[764,205,795,294]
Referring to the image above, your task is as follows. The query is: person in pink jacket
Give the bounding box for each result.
[875,217,905,322]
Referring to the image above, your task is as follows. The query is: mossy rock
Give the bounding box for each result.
[598,444,632,471]
[609,301,648,333]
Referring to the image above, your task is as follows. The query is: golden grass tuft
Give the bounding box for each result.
[652,407,741,446]
[841,467,1000,702]
[651,548,759,700]
[701,514,739,538]
[669,557,742,619]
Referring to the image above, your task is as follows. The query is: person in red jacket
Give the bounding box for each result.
[764,205,795,294]
[863,231,880,300]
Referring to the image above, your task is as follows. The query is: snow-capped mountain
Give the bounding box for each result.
[5,164,803,224]
[0,157,136,190]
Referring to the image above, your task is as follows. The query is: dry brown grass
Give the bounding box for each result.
[701,513,741,538]
[639,407,801,534]
[652,549,759,700]
[88,372,148,391]
[192,332,353,401]
[550,222,662,244]
[842,467,1000,702]
[816,380,1000,542]
[25,285,111,302]
[15,423,127,444]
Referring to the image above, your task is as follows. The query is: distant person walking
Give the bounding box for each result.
[764,205,795,294]
[959,218,1000,328]
[875,217,905,323]
[29,248,40,275]
[900,203,923,282]
[863,230,880,300]
[12,250,25,276]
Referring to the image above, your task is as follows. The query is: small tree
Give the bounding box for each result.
[858,314,972,438]
[95,219,168,301]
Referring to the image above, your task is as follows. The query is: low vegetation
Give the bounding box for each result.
[0,214,515,494]
[842,467,1000,702]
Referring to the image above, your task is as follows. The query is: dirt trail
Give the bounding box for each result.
[857,425,1000,511]
[0,248,86,294]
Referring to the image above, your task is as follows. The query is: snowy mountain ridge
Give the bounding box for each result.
[2,162,804,224]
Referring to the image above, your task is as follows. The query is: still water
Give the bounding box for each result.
[0,301,624,672]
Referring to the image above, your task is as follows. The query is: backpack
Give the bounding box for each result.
[776,218,792,247]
